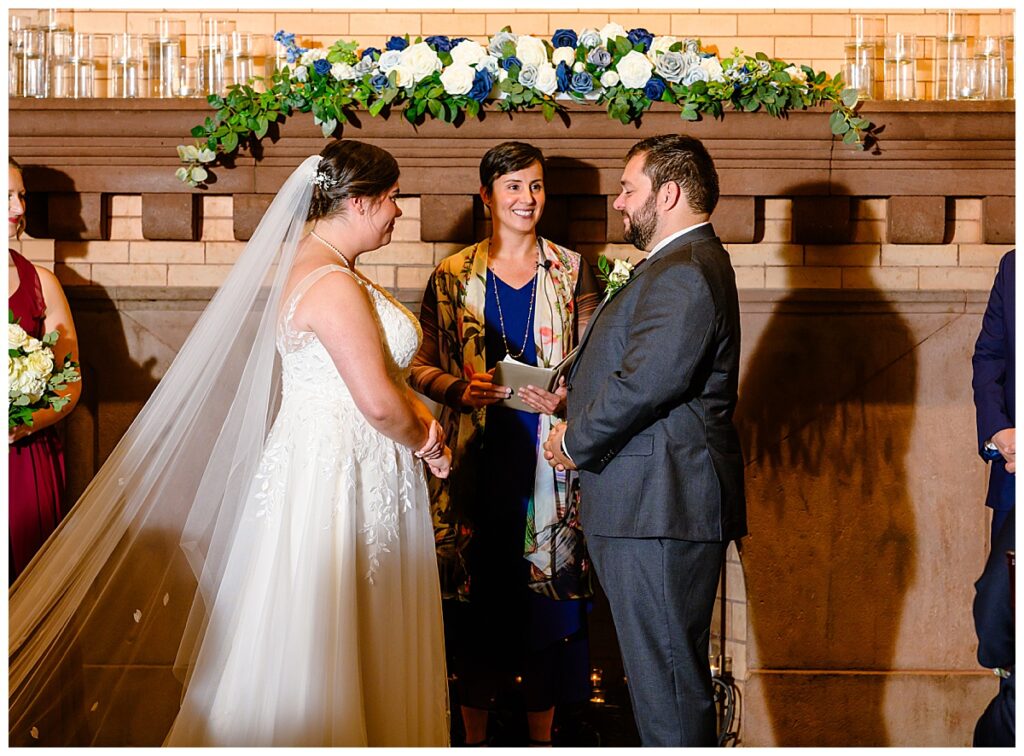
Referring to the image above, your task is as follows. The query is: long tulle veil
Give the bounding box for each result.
[9,155,322,745]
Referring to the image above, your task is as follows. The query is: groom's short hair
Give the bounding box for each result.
[626,135,719,216]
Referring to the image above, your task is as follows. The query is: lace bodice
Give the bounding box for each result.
[276,264,422,398]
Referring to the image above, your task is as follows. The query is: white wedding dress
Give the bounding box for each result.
[164,264,449,746]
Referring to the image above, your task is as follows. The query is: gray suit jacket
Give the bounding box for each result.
[565,224,746,542]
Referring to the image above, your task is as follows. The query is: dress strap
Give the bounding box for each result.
[8,249,46,328]
[280,264,360,332]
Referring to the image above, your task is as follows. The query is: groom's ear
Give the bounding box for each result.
[659,180,683,213]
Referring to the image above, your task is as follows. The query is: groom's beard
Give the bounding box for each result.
[623,194,658,252]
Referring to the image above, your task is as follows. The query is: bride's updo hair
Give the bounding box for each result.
[308,139,400,221]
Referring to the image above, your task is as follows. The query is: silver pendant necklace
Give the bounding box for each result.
[490,240,543,361]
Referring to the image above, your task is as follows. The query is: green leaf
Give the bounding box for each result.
[427,99,442,119]
[843,129,859,145]
[190,125,206,138]
[368,98,387,117]
[221,131,239,153]
[254,116,269,139]
[541,101,555,121]
[840,88,859,108]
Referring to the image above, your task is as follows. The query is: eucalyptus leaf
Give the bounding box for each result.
[840,88,859,108]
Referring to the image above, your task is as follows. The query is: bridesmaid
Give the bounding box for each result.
[9,157,81,583]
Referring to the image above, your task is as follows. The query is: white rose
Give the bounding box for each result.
[399,41,442,83]
[9,323,29,350]
[392,63,415,88]
[533,63,557,95]
[24,347,54,380]
[552,46,575,67]
[299,48,327,66]
[293,65,308,83]
[700,56,726,83]
[573,61,585,73]
[9,355,46,402]
[497,68,509,83]
[478,54,500,74]
[450,39,487,67]
[515,35,549,68]
[330,62,356,81]
[615,50,654,89]
[599,22,628,46]
[783,64,807,84]
[600,70,620,88]
[377,49,403,73]
[22,336,42,353]
[648,35,680,59]
[439,62,475,96]
[609,258,635,284]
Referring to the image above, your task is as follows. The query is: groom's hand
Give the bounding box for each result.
[543,422,576,471]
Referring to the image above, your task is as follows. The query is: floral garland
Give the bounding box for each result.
[176,23,872,186]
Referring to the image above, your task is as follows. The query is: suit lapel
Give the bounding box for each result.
[571,224,719,379]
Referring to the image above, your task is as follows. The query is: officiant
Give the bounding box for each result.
[410,141,600,746]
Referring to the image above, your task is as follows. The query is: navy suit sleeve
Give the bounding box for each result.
[974,510,1015,670]
[566,262,714,471]
[972,253,1013,456]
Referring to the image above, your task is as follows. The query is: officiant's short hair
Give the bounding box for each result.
[626,134,719,216]
[479,141,546,192]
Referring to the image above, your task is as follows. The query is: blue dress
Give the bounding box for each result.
[451,270,588,712]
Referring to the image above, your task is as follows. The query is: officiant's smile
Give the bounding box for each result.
[483,161,546,235]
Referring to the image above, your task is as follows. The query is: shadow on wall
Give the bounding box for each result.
[733,182,918,746]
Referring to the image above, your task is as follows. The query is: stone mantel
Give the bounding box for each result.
[9,99,1015,245]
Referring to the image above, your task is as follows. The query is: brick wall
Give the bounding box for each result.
[11,194,1009,293]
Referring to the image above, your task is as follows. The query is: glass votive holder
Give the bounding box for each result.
[110,32,145,98]
[970,35,1005,100]
[227,31,256,88]
[178,56,199,96]
[198,34,227,95]
[851,14,884,44]
[70,32,106,98]
[1000,34,1013,100]
[20,26,48,98]
[843,38,877,100]
[884,33,918,101]
[935,32,969,100]
[147,34,181,97]
[9,14,34,97]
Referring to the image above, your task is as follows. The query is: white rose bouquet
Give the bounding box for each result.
[8,309,81,430]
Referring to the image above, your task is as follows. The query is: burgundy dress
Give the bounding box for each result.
[9,249,68,583]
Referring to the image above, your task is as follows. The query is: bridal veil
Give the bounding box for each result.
[9,155,322,745]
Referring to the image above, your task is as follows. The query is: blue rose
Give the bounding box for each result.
[500,55,522,72]
[370,72,388,90]
[644,76,667,100]
[385,36,408,51]
[517,64,539,88]
[556,61,572,92]
[627,27,654,52]
[425,35,452,53]
[586,46,612,69]
[361,47,381,62]
[313,58,331,76]
[469,68,493,102]
[451,37,469,46]
[570,71,593,94]
[552,28,578,49]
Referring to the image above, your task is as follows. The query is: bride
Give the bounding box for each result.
[9,141,451,746]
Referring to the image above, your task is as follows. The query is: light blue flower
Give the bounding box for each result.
[488,30,518,57]
[579,28,602,49]
[517,63,539,88]
[681,66,710,86]
[586,46,612,69]
[683,38,700,55]
[654,51,685,83]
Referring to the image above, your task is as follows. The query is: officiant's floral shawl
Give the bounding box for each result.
[177,23,872,185]
[410,237,599,599]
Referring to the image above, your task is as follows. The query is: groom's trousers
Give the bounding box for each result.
[587,534,726,747]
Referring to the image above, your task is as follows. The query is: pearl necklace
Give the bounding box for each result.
[310,230,354,270]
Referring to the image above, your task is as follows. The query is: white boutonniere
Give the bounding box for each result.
[597,255,636,301]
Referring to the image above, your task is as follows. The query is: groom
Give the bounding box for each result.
[544,134,746,746]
